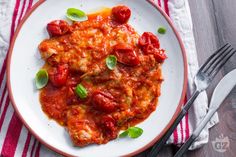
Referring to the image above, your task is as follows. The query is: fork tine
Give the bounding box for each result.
[209,50,236,78]
[202,43,231,72]
[198,43,230,72]
[206,47,234,74]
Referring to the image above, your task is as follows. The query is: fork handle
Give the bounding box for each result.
[148,90,200,157]
[174,135,197,157]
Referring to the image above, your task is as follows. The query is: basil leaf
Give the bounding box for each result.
[66,8,88,22]
[35,69,48,89]
[119,130,129,138]
[75,84,87,99]
[128,127,143,138]
[158,27,166,34]
[119,127,143,139]
[106,55,117,70]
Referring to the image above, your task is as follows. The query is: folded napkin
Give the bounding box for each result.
[165,0,219,149]
[0,0,219,156]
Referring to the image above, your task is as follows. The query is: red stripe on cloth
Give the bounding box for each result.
[35,143,41,157]
[173,129,178,144]
[0,0,21,86]
[10,0,21,42]
[0,59,7,90]
[0,96,10,130]
[163,0,169,16]
[0,85,7,108]
[22,132,32,157]
[180,96,188,143]
[180,119,183,143]
[158,0,161,7]
[17,0,27,26]
[185,112,190,140]
[30,139,37,157]
[1,112,23,157]
[26,0,33,12]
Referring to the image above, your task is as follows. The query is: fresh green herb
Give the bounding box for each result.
[158,27,166,34]
[75,84,88,99]
[119,130,129,138]
[106,55,117,70]
[66,8,88,22]
[119,127,143,139]
[35,69,48,89]
[128,127,143,138]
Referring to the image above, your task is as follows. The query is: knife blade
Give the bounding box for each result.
[174,69,236,157]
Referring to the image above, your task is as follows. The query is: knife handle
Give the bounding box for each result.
[148,90,200,157]
[193,109,215,135]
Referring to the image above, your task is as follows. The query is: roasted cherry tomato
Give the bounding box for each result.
[112,5,131,24]
[113,43,140,66]
[100,115,117,139]
[47,20,70,37]
[139,32,166,62]
[49,64,69,87]
[138,32,160,49]
[92,91,117,113]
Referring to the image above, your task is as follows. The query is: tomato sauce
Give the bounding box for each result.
[38,6,166,147]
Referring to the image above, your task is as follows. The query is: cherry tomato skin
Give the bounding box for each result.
[47,20,70,37]
[142,44,155,55]
[112,6,131,24]
[92,91,117,113]
[154,49,167,63]
[114,43,140,66]
[49,64,69,87]
[138,32,160,49]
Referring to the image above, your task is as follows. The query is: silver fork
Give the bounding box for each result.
[148,43,236,157]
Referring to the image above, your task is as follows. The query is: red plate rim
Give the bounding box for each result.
[6,0,188,156]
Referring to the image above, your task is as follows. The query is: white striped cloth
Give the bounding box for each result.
[0,0,219,156]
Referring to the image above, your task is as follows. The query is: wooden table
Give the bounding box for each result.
[137,0,236,156]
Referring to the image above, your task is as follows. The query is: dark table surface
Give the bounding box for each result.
[138,0,236,156]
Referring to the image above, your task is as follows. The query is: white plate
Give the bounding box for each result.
[7,0,187,156]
